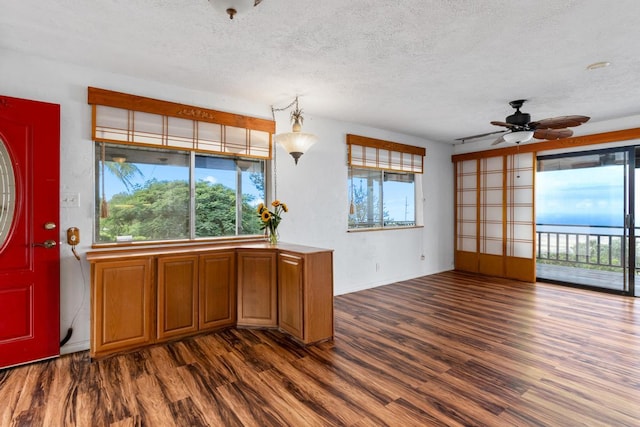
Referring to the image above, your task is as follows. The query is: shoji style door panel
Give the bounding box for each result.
[478,156,505,277]
[506,152,535,281]
[454,152,536,282]
[455,159,479,272]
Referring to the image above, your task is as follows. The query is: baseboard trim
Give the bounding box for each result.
[60,340,90,355]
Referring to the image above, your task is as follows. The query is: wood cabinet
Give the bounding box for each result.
[91,258,153,357]
[88,242,333,358]
[278,252,304,338]
[278,250,334,344]
[199,251,236,330]
[237,250,277,327]
[157,255,198,341]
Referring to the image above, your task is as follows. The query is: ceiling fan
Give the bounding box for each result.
[456,100,590,145]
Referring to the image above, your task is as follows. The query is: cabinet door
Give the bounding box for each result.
[199,251,236,330]
[303,251,335,344]
[237,250,277,327]
[157,255,198,341]
[91,258,153,358]
[278,252,304,340]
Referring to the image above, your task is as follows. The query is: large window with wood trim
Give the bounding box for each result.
[347,134,425,230]
[95,143,265,243]
[89,87,274,244]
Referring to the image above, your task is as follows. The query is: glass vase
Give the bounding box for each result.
[268,227,279,245]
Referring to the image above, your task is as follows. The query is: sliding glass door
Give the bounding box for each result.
[536,147,635,295]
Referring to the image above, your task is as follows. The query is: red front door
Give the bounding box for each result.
[0,95,60,369]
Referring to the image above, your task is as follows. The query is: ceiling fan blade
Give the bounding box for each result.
[455,129,507,142]
[491,135,506,146]
[533,128,573,140]
[490,121,518,129]
[530,115,590,130]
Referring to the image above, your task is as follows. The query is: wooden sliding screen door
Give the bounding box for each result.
[454,152,535,282]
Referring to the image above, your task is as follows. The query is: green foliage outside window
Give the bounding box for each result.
[195,180,262,237]
[99,179,263,242]
[101,179,189,241]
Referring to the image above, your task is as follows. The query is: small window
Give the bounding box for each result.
[346,134,424,230]
[348,167,416,229]
[95,143,265,243]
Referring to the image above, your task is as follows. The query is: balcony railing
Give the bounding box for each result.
[536,224,640,273]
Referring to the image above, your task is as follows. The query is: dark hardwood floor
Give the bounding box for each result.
[1,270,639,426]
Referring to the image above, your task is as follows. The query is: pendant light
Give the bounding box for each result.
[272,96,318,165]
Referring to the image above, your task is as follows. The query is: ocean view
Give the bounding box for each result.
[536,224,627,236]
[537,210,630,236]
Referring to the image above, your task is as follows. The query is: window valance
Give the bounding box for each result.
[347,134,426,173]
[88,87,275,159]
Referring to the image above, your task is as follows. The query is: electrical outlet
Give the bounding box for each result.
[61,192,80,208]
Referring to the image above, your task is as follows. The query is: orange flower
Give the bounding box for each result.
[271,200,280,207]
[281,203,288,212]
[261,210,271,222]
[257,203,265,214]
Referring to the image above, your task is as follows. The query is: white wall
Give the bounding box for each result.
[274,115,455,294]
[1,48,454,354]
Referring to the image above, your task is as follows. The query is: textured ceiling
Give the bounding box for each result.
[2,0,640,144]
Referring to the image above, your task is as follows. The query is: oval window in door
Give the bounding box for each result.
[0,137,16,249]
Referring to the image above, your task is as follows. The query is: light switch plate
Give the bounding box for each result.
[61,192,80,208]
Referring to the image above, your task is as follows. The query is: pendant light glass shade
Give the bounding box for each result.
[274,130,318,165]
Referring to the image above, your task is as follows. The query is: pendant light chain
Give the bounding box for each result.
[269,103,290,201]
[270,96,302,201]
[271,97,299,115]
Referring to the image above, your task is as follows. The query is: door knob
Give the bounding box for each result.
[33,240,57,249]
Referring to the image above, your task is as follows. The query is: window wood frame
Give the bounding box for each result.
[88,87,275,160]
[347,134,426,174]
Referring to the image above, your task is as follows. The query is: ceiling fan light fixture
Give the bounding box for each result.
[503,130,534,144]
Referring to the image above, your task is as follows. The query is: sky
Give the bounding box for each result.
[536,164,625,227]
[383,180,415,222]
